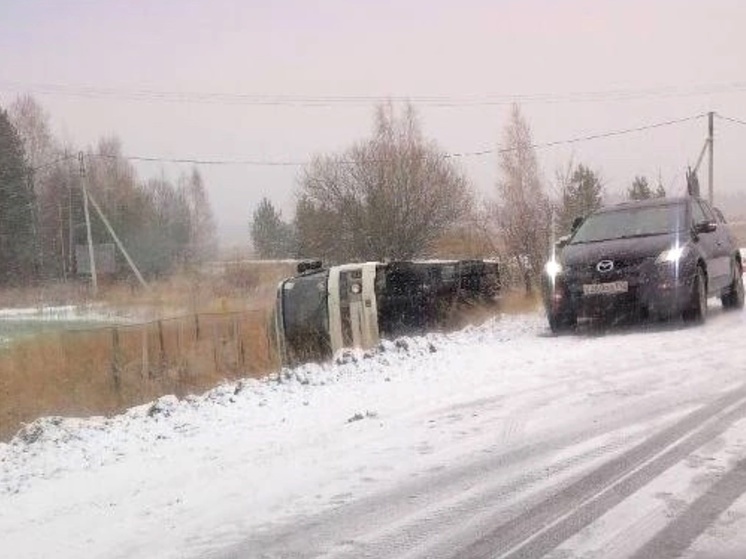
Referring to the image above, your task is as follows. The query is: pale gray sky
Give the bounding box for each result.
[2,0,745,246]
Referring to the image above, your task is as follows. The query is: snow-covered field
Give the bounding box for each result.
[2,301,746,559]
[0,304,122,321]
[0,304,132,346]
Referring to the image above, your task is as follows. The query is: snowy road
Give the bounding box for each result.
[2,300,746,558]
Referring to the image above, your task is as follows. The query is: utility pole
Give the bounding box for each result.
[708,111,714,205]
[85,190,149,289]
[79,151,98,296]
[65,148,74,278]
[68,173,74,277]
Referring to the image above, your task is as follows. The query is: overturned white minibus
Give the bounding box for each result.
[273,260,499,365]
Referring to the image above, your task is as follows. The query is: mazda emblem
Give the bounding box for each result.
[596,259,614,273]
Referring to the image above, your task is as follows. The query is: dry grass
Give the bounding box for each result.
[0,261,297,315]
[0,308,277,441]
[0,261,545,442]
[499,289,543,314]
[0,261,298,441]
[91,261,296,316]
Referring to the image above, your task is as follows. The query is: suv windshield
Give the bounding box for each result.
[570,203,687,244]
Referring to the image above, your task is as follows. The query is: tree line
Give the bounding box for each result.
[0,93,668,292]
[251,102,667,291]
[0,95,217,286]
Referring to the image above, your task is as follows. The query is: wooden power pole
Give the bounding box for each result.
[79,152,98,296]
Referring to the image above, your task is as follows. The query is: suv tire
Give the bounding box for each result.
[549,309,577,334]
[683,267,707,324]
[721,258,744,310]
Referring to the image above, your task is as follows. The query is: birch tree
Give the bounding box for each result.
[496,105,551,293]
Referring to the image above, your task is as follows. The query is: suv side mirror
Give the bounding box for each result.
[694,221,717,234]
[556,234,571,248]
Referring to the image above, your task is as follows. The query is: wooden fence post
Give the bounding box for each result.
[157,320,166,376]
[238,313,246,370]
[141,325,150,379]
[233,315,240,372]
[111,327,122,396]
[176,318,186,390]
[212,322,219,375]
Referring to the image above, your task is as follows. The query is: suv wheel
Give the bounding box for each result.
[683,267,707,323]
[548,309,577,334]
[721,259,744,310]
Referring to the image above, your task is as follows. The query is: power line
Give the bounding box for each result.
[29,153,79,172]
[507,113,708,153]
[3,80,746,107]
[32,113,708,171]
[716,113,746,127]
[93,152,307,167]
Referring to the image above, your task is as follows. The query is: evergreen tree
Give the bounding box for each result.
[251,197,295,258]
[0,108,37,284]
[9,95,56,277]
[558,164,603,234]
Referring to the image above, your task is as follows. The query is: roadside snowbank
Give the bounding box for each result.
[0,313,555,559]
[0,314,534,497]
[2,304,746,559]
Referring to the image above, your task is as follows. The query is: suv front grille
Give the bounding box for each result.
[566,257,651,282]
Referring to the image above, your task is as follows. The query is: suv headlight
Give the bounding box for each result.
[656,245,688,264]
[545,260,563,278]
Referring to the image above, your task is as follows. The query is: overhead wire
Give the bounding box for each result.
[32,113,708,172]
[92,152,307,167]
[3,80,746,107]
[29,153,79,172]
[716,113,746,127]
[498,113,708,154]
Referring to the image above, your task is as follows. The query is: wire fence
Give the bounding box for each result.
[0,309,277,440]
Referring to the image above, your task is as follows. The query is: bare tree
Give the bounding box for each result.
[6,95,220,281]
[8,95,55,182]
[40,151,80,279]
[86,137,148,245]
[181,167,217,263]
[296,102,472,262]
[496,105,551,293]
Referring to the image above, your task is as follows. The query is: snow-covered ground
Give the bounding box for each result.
[0,304,117,321]
[0,304,137,346]
[2,301,746,559]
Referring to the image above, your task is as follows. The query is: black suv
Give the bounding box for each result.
[543,196,744,332]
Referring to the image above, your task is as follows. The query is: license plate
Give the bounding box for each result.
[583,281,628,295]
